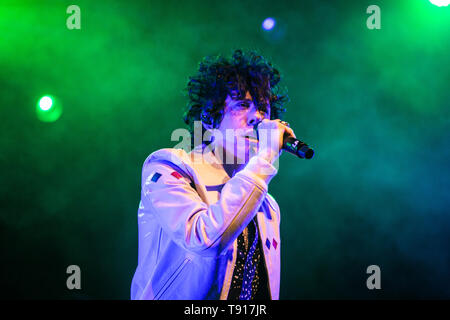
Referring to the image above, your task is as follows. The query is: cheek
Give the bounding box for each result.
[219,114,242,130]
[231,112,247,128]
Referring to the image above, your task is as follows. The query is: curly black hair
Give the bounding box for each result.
[183,49,289,146]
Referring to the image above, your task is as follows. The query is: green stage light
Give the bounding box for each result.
[39,96,53,111]
[429,0,450,6]
[36,95,62,122]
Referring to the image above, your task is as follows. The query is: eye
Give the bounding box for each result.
[237,101,250,108]
[258,105,270,117]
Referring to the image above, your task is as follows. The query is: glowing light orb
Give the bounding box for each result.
[262,18,276,30]
[36,95,62,122]
[39,96,53,111]
[429,0,450,7]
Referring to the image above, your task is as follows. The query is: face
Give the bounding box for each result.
[213,91,271,164]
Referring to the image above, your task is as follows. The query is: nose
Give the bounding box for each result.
[247,105,265,127]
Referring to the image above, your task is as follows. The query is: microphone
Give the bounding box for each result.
[283,136,315,159]
[253,123,315,159]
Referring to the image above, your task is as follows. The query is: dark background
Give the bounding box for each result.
[1,0,449,299]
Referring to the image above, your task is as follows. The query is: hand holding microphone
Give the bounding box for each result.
[254,119,314,162]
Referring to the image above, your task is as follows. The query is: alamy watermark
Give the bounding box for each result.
[170,121,282,173]
[366,5,381,30]
[66,5,81,30]
[366,265,381,290]
[66,265,81,290]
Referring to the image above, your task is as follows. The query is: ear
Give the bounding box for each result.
[203,122,214,130]
[202,125,216,145]
[201,109,216,131]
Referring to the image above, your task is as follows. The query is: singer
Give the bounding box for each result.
[131,49,296,300]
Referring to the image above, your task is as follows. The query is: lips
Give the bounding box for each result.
[243,129,258,141]
[243,135,259,143]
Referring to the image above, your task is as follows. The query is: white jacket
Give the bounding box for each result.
[130,145,281,300]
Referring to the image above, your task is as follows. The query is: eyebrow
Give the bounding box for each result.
[233,98,270,113]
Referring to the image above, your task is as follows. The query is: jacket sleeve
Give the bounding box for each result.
[141,155,278,257]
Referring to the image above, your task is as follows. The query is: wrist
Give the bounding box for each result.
[238,155,278,190]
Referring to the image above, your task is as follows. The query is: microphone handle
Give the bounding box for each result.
[283,137,315,159]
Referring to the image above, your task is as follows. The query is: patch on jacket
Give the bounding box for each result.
[171,171,183,179]
[151,172,162,182]
[265,237,278,250]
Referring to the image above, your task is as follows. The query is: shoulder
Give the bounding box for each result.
[141,148,196,188]
[143,148,191,168]
[142,144,216,177]
[141,147,199,183]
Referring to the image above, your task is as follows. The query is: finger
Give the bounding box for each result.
[257,118,271,128]
[279,120,290,127]
[284,125,296,139]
